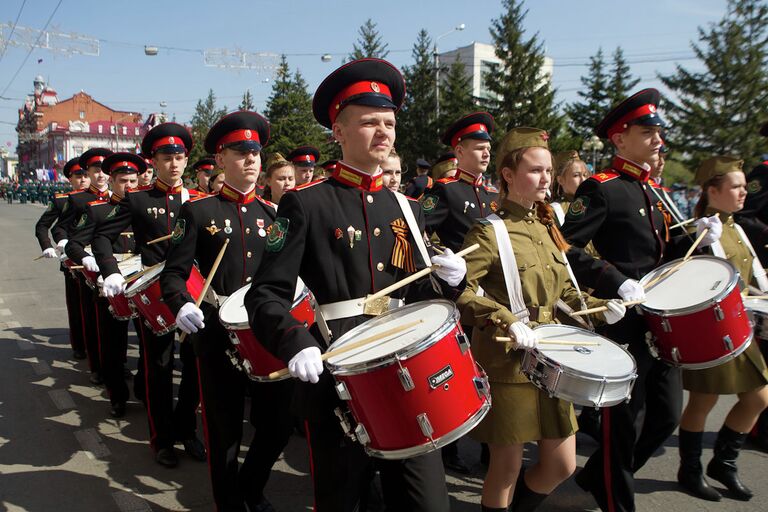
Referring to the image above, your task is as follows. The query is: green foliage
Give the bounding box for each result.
[187,89,227,173]
[239,90,255,111]
[566,47,610,139]
[608,47,640,106]
[349,18,389,60]
[438,56,476,138]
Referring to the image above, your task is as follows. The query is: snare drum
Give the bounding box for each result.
[325,300,490,460]
[102,255,143,320]
[219,279,316,381]
[744,298,768,340]
[125,262,205,335]
[639,256,752,369]
[522,324,637,408]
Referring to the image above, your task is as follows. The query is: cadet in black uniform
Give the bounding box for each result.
[245,58,468,512]
[160,111,291,512]
[93,123,204,468]
[422,112,498,252]
[66,153,141,417]
[319,159,338,178]
[403,158,433,199]
[562,89,722,512]
[192,157,215,195]
[288,146,320,186]
[36,158,90,360]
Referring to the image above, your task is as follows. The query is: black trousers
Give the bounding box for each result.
[135,321,200,451]
[195,326,294,512]
[305,415,450,512]
[63,270,86,355]
[78,277,101,375]
[579,310,682,512]
[95,296,129,405]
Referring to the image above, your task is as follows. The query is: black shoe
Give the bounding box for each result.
[677,429,721,501]
[706,426,753,501]
[89,373,103,385]
[109,402,126,419]
[155,447,178,468]
[442,452,471,475]
[578,407,601,442]
[181,437,207,462]
[72,349,87,360]
[246,495,276,512]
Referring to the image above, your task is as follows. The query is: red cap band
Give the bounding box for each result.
[291,154,316,164]
[109,161,139,173]
[329,80,392,124]
[197,164,215,171]
[607,104,657,138]
[216,129,261,153]
[86,155,105,167]
[451,123,489,148]
[70,163,82,172]
[151,136,187,152]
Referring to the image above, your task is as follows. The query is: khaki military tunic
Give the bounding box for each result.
[683,208,768,394]
[457,199,608,444]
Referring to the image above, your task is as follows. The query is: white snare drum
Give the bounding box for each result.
[744,298,768,340]
[522,324,637,408]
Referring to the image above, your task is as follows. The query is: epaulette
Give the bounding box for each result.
[128,187,145,193]
[87,199,108,206]
[437,176,458,184]
[295,178,327,191]
[485,185,499,193]
[54,192,69,198]
[590,171,620,183]
[255,194,277,209]
[188,188,203,197]
[647,180,661,189]
[189,193,216,203]
[69,189,87,195]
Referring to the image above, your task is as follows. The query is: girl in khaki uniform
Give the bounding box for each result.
[550,150,589,225]
[457,127,627,512]
[677,156,768,502]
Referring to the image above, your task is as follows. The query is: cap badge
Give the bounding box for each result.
[541,132,550,141]
[649,105,656,113]
[169,137,175,144]
[370,82,380,93]
[245,130,252,139]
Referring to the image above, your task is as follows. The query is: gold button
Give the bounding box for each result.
[241,206,247,212]
[744,258,749,262]
[537,240,543,245]
[495,318,501,324]
[527,211,533,217]
[169,212,174,218]
[546,264,551,269]
[498,210,505,215]
[169,196,174,200]
[373,227,381,236]
[247,251,252,258]
[246,276,252,282]
[376,262,384,271]
[737,240,742,244]
[367,195,373,203]
[245,228,251,234]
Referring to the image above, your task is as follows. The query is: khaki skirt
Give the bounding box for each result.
[683,339,768,394]
[470,380,577,445]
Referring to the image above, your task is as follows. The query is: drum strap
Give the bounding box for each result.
[487,214,530,324]
[393,191,431,268]
[551,202,566,226]
[734,224,768,292]
[181,188,190,204]
[558,248,593,330]
[650,185,686,225]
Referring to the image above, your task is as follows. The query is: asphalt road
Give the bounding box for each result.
[0,200,766,511]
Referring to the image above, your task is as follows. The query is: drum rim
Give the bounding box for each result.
[124,262,166,296]
[639,255,740,315]
[531,324,638,379]
[650,332,753,370]
[218,283,313,329]
[326,299,459,374]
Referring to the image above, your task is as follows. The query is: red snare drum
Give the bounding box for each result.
[325,300,490,459]
[219,279,316,381]
[101,255,143,320]
[124,262,205,335]
[639,255,752,369]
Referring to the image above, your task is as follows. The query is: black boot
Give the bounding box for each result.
[677,429,720,501]
[510,470,548,512]
[706,425,753,501]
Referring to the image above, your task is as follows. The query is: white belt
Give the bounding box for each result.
[319,297,404,321]
[202,288,228,307]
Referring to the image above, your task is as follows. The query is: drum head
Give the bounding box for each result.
[744,298,768,315]
[326,300,455,368]
[533,324,635,378]
[118,255,142,276]
[640,256,736,311]
[125,262,165,295]
[218,279,308,327]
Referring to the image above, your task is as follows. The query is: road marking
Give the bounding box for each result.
[32,360,52,375]
[111,491,152,512]
[74,428,111,459]
[48,389,75,410]
[0,297,5,303]
[3,320,21,329]
[0,308,10,316]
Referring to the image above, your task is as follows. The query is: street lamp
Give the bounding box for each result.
[434,23,466,119]
[581,134,604,174]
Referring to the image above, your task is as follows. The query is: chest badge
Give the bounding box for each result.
[224,219,233,234]
[347,226,356,248]
[463,201,470,214]
[205,225,221,236]
[335,227,343,240]
[639,208,646,217]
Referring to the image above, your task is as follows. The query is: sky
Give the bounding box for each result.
[0,0,729,150]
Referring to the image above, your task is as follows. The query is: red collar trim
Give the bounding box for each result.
[109,193,123,205]
[331,162,383,192]
[220,182,256,204]
[154,179,183,194]
[611,156,651,182]
[456,169,483,187]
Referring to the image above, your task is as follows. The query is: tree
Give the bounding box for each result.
[239,89,255,111]
[566,47,610,140]
[482,0,563,138]
[608,47,640,107]
[397,30,439,168]
[187,89,227,168]
[264,55,331,158]
[437,56,476,137]
[659,0,768,168]
[349,18,389,60]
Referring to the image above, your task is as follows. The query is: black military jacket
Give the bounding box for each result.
[57,185,110,238]
[735,161,768,266]
[35,192,71,250]
[404,173,433,199]
[66,194,135,264]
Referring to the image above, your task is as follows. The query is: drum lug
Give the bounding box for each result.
[334,407,359,443]
[661,318,672,333]
[714,304,725,322]
[671,347,681,365]
[473,374,490,401]
[228,333,240,345]
[416,413,436,445]
[156,315,167,328]
[335,381,352,401]
[723,335,734,352]
[397,365,415,392]
[139,293,151,305]
[354,423,370,446]
[455,330,470,354]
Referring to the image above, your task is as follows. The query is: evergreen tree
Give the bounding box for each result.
[239,89,255,111]
[482,0,562,137]
[264,55,331,157]
[397,30,439,169]
[187,89,227,167]
[659,0,768,168]
[349,18,389,60]
[438,56,476,137]
[566,47,610,139]
[608,47,640,106]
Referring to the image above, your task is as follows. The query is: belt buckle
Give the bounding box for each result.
[363,295,390,316]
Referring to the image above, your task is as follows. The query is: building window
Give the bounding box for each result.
[73,144,83,156]
[134,127,139,136]
[79,111,85,119]
[122,126,127,135]
[479,60,496,99]
[110,125,115,134]
[98,125,103,134]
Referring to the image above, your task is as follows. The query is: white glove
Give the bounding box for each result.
[603,299,627,325]
[82,256,100,273]
[175,302,205,334]
[102,273,126,298]
[508,321,538,350]
[42,248,57,258]
[618,279,646,302]
[288,346,324,383]
[695,215,723,247]
[430,248,467,287]
[56,239,68,251]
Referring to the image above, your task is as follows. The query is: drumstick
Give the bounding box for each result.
[670,218,694,229]
[33,254,45,261]
[121,232,134,237]
[746,295,768,300]
[70,265,84,270]
[568,299,646,317]
[683,227,709,260]
[361,243,480,306]
[125,261,165,283]
[643,228,710,290]
[267,319,424,380]
[494,336,599,346]
[178,238,230,343]
[146,233,172,245]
